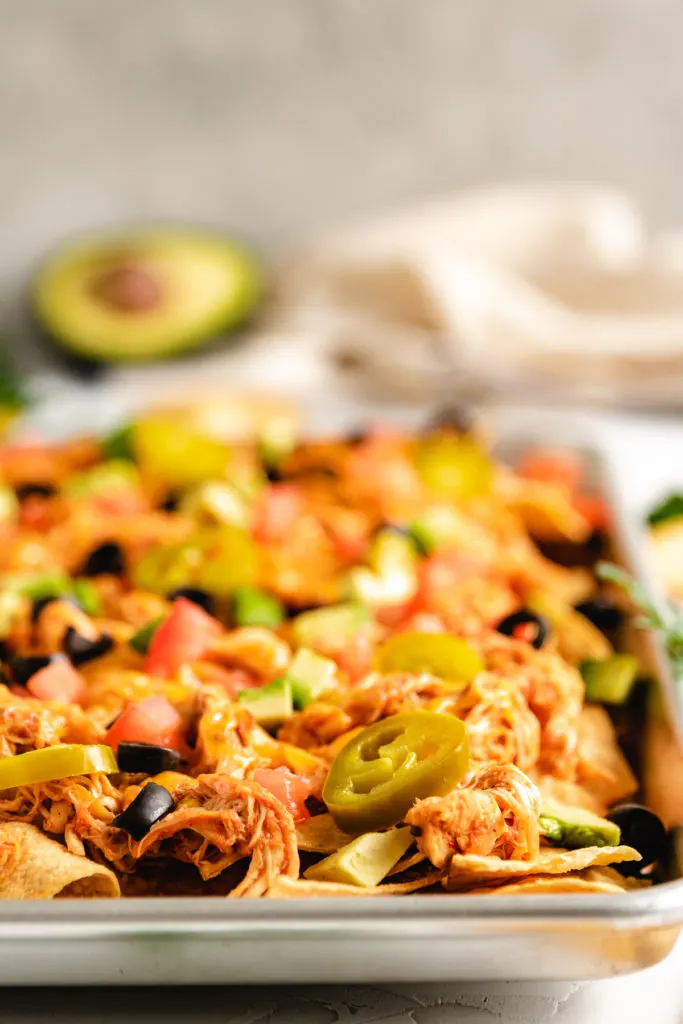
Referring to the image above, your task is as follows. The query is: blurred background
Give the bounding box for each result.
[4,0,683,410]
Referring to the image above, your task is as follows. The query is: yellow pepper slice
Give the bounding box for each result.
[416,435,492,499]
[0,744,118,791]
[322,711,468,832]
[132,414,232,487]
[375,632,484,684]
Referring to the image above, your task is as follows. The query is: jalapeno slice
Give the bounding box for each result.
[322,711,468,832]
[0,744,119,791]
[415,436,492,500]
[375,632,484,684]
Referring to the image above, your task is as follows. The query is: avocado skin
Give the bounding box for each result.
[29,227,264,365]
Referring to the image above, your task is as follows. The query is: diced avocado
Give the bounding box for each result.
[102,423,135,462]
[0,485,18,524]
[1,570,73,600]
[233,586,284,629]
[237,677,294,730]
[129,615,165,655]
[581,654,639,705]
[304,827,414,887]
[539,799,621,849]
[286,648,337,709]
[63,460,140,500]
[72,579,102,617]
[408,506,462,555]
[31,228,264,364]
[348,529,417,608]
[180,481,249,528]
[291,602,371,649]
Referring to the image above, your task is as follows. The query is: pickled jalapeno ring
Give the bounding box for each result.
[375,632,484,684]
[322,711,469,832]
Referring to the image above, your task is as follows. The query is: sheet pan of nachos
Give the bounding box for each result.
[0,394,681,983]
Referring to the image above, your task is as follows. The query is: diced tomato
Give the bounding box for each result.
[252,484,303,544]
[145,598,222,679]
[253,766,314,821]
[104,695,183,752]
[323,509,368,563]
[573,493,611,532]
[27,658,86,704]
[517,452,582,492]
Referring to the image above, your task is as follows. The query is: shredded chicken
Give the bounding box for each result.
[455,674,541,773]
[191,685,262,776]
[0,696,102,757]
[205,628,291,682]
[406,763,541,867]
[133,773,300,895]
[278,672,449,750]
[475,632,584,778]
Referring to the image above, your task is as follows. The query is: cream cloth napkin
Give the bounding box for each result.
[60,181,683,415]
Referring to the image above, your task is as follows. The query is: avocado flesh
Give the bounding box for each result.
[304,827,414,887]
[237,678,294,730]
[539,799,621,849]
[32,229,263,363]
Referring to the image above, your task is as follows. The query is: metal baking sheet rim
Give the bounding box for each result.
[0,410,682,984]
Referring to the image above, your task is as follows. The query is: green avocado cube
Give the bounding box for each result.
[237,677,294,730]
[304,827,414,887]
[286,648,337,709]
[233,586,284,629]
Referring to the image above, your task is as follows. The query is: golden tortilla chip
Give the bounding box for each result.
[0,823,120,899]
[386,850,427,877]
[266,870,444,898]
[534,774,607,816]
[295,814,358,854]
[444,845,640,889]
[499,472,591,543]
[577,705,638,806]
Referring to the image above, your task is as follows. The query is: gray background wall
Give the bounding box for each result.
[1,0,681,277]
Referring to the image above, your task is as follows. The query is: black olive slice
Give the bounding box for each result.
[575,595,624,634]
[63,627,114,666]
[607,804,668,876]
[116,741,181,775]
[263,464,284,483]
[495,609,549,650]
[159,491,180,513]
[80,541,126,577]
[15,483,58,501]
[112,782,175,841]
[167,587,216,616]
[9,654,58,686]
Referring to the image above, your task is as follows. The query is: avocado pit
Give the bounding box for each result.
[91,262,163,314]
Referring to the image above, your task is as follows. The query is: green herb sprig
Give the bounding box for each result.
[597,561,683,674]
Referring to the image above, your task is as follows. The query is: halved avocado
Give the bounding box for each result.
[31,227,263,363]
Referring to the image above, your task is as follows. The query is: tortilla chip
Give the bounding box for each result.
[386,850,427,877]
[444,845,640,889]
[577,705,638,805]
[296,814,358,853]
[266,870,444,898]
[461,868,637,897]
[0,823,120,899]
[499,473,591,543]
[534,774,607,816]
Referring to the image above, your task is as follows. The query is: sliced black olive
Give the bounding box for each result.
[607,804,668,876]
[264,463,284,483]
[495,609,549,650]
[575,595,624,634]
[159,491,180,513]
[80,541,126,577]
[15,483,57,502]
[9,654,58,686]
[167,587,216,616]
[423,405,473,435]
[63,627,114,666]
[112,782,175,841]
[116,741,181,775]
